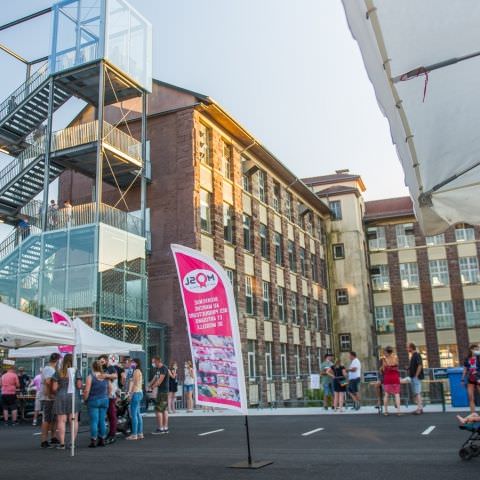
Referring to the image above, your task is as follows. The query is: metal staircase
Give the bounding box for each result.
[0,64,71,156]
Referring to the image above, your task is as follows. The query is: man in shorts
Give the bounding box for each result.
[407,342,424,414]
[98,354,119,444]
[149,357,169,435]
[40,353,60,448]
[320,353,334,410]
[347,351,362,410]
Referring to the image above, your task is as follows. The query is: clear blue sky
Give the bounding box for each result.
[0,0,408,201]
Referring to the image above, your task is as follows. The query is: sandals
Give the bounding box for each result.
[126,435,138,441]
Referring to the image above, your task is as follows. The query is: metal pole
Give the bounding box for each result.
[244,415,252,466]
[95,61,105,223]
[140,91,147,237]
[440,382,446,413]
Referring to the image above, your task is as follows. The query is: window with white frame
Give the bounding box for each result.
[317,347,322,370]
[425,234,445,246]
[277,286,285,322]
[333,243,345,259]
[455,224,475,242]
[329,200,342,221]
[258,170,267,203]
[336,288,349,305]
[400,262,419,288]
[262,281,270,319]
[367,226,386,250]
[434,301,454,329]
[302,296,309,326]
[291,294,298,324]
[260,224,269,259]
[273,182,281,212]
[459,257,480,284]
[247,340,256,380]
[300,248,307,276]
[198,123,211,165]
[396,223,415,248]
[465,299,480,328]
[285,192,293,222]
[374,305,394,334]
[306,347,312,375]
[225,268,235,289]
[221,139,232,180]
[311,253,319,282]
[200,189,211,233]
[243,174,250,193]
[243,214,253,252]
[274,232,283,266]
[322,303,331,332]
[245,276,254,315]
[371,264,390,291]
[288,240,296,272]
[294,345,301,377]
[313,300,320,330]
[429,259,449,287]
[280,344,287,379]
[404,304,424,331]
[265,342,273,380]
[223,203,234,243]
[339,333,351,352]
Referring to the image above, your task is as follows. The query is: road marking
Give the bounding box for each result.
[33,432,42,436]
[422,426,436,435]
[302,428,324,436]
[198,429,225,436]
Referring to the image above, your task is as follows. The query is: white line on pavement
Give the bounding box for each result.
[33,432,41,436]
[198,429,225,436]
[422,426,436,435]
[302,428,324,436]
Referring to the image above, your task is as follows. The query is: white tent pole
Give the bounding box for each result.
[71,345,77,457]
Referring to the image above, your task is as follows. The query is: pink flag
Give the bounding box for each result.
[51,309,74,354]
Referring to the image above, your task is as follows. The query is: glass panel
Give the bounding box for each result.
[44,231,68,270]
[100,319,124,341]
[18,273,40,315]
[100,267,125,319]
[69,227,95,267]
[18,235,42,274]
[126,272,145,320]
[66,264,96,313]
[126,232,146,274]
[41,269,66,313]
[99,225,127,270]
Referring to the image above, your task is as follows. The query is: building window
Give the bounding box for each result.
[285,192,293,222]
[333,243,345,259]
[434,301,454,330]
[311,253,319,282]
[258,170,267,203]
[243,214,253,252]
[322,303,331,332]
[262,281,270,319]
[225,268,235,289]
[367,226,386,250]
[306,347,312,375]
[223,203,234,243]
[375,305,394,334]
[247,340,256,380]
[265,342,273,380]
[429,259,449,287]
[305,212,313,236]
[313,300,320,330]
[439,344,458,368]
[339,333,351,352]
[336,288,349,305]
[426,234,445,246]
[221,139,232,180]
[277,286,285,322]
[200,189,211,233]
[400,262,419,288]
[396,223,415,248]
[198,123,211,165]
[260,224,269,259]
[280,344,287,379]
[302,296,309,326]
[274,233,283,266]
[329,200,342,221]
[287,241,296,272]
[465,299,480,328]
[245,276,254,315]
[455,224,475,242]
[273,182,281,212]
[294,345,301,377]
[299,248,307,276]
[242,174,250,193]
[297,202,305,228]
[459,257,480,284]
[291,294,298,324]
[371,265,390,291]
[404,304,424,331]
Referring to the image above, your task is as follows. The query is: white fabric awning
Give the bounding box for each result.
[9,317,143,357]
[342,0,480,234]
[0,303,75,349]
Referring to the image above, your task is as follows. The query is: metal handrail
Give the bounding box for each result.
[0,63,49,122]
[103,122,142,163]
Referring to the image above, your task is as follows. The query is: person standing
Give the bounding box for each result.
[51,354,82,450]
[98,354,119,444]
[461,344,480,414]
[1,365,19,425]
[48,200,58,228]
[381,346,402,416]
[83,360,109,448]
[407,343,424,415]
[168,362,178,414]
[17,367,30,395]
[63,201,73,227]
[31,369,43,426]
[347,351,362,410]
[328,359,348,412]
[320,353,334,410]
[184,360,195,413]
[126,358,144,441]
[40,353,61,448]
[149,357,169,435]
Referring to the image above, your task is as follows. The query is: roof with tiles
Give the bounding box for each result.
[364,196,414,221]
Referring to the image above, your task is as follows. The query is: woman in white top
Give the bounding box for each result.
[126,358,144,440]
[183,361,195,413]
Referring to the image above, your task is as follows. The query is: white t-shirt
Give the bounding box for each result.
[348,358,361,380]
[39,365,56,401]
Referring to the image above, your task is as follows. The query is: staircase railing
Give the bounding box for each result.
[0,224,42,262]
[0,63,49,123]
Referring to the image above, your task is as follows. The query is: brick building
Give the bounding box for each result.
[60,80,333,403]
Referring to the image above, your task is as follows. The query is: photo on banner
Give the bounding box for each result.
[171,244,248,414]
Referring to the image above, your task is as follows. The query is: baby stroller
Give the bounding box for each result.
[458,423,480,460]
[115,392,132,437]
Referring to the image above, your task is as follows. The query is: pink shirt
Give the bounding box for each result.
[32,374,42,392]
[1,371,19,395]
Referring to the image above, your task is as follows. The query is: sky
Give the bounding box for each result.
[0,0,409,202]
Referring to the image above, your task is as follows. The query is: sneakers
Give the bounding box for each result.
[50,437,60,445]
[97,438,106,447]
[88,439,97,448]
[41,441,50,449]
[151,428,163,435]
[32,420,37,427]
[106,437,116,445]
[56,444,66,450]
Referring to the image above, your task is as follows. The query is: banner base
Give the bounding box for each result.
[229,460,273,469]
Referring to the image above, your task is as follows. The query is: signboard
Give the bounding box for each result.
[310,374,320,390]
[171,244,248,414]
[50,309,74,354]
[363,371,379,383]
[432,368,449,380]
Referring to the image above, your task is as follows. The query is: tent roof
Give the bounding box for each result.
[0,303,75,349]
[342,0,480,234]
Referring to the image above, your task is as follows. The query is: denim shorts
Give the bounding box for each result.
[183,384,194,393]
[322,383,333,396]
[410,377,422,395]
[348,378,360,394]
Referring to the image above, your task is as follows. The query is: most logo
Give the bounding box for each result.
[183,269,219,293]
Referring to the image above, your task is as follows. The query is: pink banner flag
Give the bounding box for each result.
[50,309,74,354]
[171,244,248,414]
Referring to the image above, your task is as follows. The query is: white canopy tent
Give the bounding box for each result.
[342,0,480,234]
[0,303,75,349]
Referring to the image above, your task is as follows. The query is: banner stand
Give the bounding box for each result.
[229,416,273,469]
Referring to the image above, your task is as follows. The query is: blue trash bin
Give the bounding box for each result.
[448,367,469,407]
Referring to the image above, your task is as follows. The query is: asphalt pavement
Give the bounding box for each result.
[0,412,477,480]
